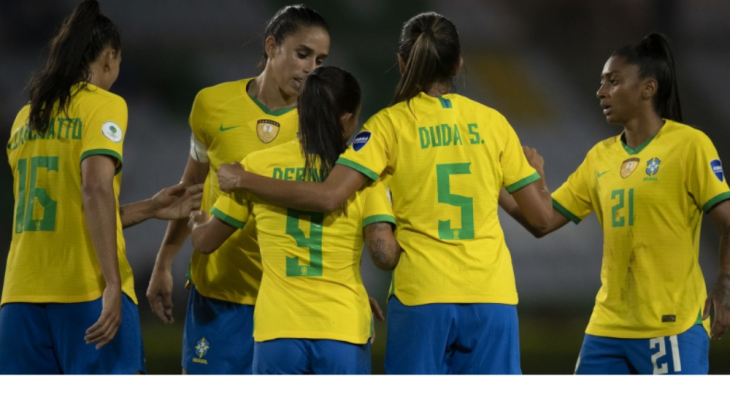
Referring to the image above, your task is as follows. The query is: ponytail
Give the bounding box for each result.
[392,12,460,106]
[28,0,121,134]
[298,66,361,182]
[257,4,329,74]
[612,33,682,122]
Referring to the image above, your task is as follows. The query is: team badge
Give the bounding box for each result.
[711,159,724,182]
[101,121,123,143]
[620,158,640,179]
[352,131,371,151]
[195,338,210,359]
[257,120,280,143]
[646,157,661,176]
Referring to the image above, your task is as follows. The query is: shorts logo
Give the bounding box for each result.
[193,337,209,364]
[101,121,123,143]
[645,157,661,176]
[353,131,371,152]
[257,120,280,143]
[621,158,640,179]
[711,159,724,182]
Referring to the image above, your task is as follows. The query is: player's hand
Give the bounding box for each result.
[85,285,122,350]
[523,146,545,178]
[218,162,246,193]
[188,210,209,230]
[152,183,204,220]
[369,297,384,344]
[704,273,730,339]
[147,266,174,324]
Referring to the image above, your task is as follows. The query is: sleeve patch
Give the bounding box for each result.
[352,131,372,151]
[711,159,724,182]
[101,121,123,143]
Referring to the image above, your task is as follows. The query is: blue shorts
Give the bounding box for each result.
[385,296,520,374]
[182,284,254,374]
[575,324,709,374]
[0,294,145,374]
[253,338,371,374]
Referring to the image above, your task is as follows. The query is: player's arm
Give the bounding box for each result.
[364,222,401,271]
[147,156,208,324]
[704,199,730,340]
[80,154,122,349]
[218,162,367,213]
[499,188,569,237]
[120,182,203,228]
[188,211,237,255]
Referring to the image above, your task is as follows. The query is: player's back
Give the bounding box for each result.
[4,83,135,305]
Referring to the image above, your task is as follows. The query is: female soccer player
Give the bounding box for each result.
[217,12,553,374]
[189,66,399,374]
[0,0,202,374]
[500,33,730,374]
[146,5,331,374]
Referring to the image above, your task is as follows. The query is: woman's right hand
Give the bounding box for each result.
[217,162,246,193]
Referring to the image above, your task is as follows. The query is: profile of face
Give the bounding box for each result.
[266,26,330,99]
[596,56,655,125]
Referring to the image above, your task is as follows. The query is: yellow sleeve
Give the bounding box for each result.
[336,111,395,181]
[498,114,540,193]
[79,96,127,174]
[686,132,730,212]
[552,152,595,224]
[211,191,250,229]
[361,180,396,228]
[189,89,210,146]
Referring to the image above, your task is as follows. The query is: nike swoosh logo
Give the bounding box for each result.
[596,170,610,178]
[219,125,240,132]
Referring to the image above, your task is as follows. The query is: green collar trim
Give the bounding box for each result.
[620,132,657,155]
[245,80,296,116]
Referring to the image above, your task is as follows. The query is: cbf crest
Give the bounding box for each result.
[193,337,210,364]
[257,119,280,143]
[646,157,661,176]
[621,157,640,179]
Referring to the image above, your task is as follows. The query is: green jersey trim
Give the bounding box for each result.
[694,309,703,325]
[505,172,541,194]
[80,149,123,175]
[248,94,295,117]
[621,132,657,155]
[552,198,582,224]
[362,214,396,228]
[437,96,452,109]
[336,158,379,181]
[703,192,730,213]
[211,207,246,229]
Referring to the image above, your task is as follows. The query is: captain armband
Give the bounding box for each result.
[190,134,209,163]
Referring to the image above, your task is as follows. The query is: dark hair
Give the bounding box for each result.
[298,66,361,182]
[28,0,121,134]
[612,33,682,122]
[392,12,460,106]
[257,4,329,74]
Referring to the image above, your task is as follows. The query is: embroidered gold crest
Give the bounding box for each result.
[257,119,280,143]
[621,157,640,179]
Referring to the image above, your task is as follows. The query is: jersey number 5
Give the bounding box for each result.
[14,156,58,233]
[285,209,324,277]
[437,163,474,240]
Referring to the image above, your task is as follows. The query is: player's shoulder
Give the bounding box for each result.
[195,78,250,104]
[79,84,127,111]
[243,139,299,172]
[662,119,711,143]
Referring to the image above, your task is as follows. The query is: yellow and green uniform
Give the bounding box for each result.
[211,140,395,344]
[188,78,298,304]
[552,120,730,339]
[337,93,539,306]
[4,83,135,305]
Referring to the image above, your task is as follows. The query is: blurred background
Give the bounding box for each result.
[1,0,730,374]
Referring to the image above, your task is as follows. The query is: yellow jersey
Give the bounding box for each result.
[337,93,539,306]
[212,140,395,344]
[4,83,136,305]
[552,120,730,338]
[188,78,298,304]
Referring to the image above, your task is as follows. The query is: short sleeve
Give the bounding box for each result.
[211,191,250,229]
[498,114,540,193]
[361,180,396,228]
[337,111,395,182]
[552,154,595,224]
[189,89,210,147]
[686,132,730,212]
[80,96,127,174]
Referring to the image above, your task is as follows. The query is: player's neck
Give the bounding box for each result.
[425,81,452,97]
[623,113,664,150]
[250,74,296,110]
